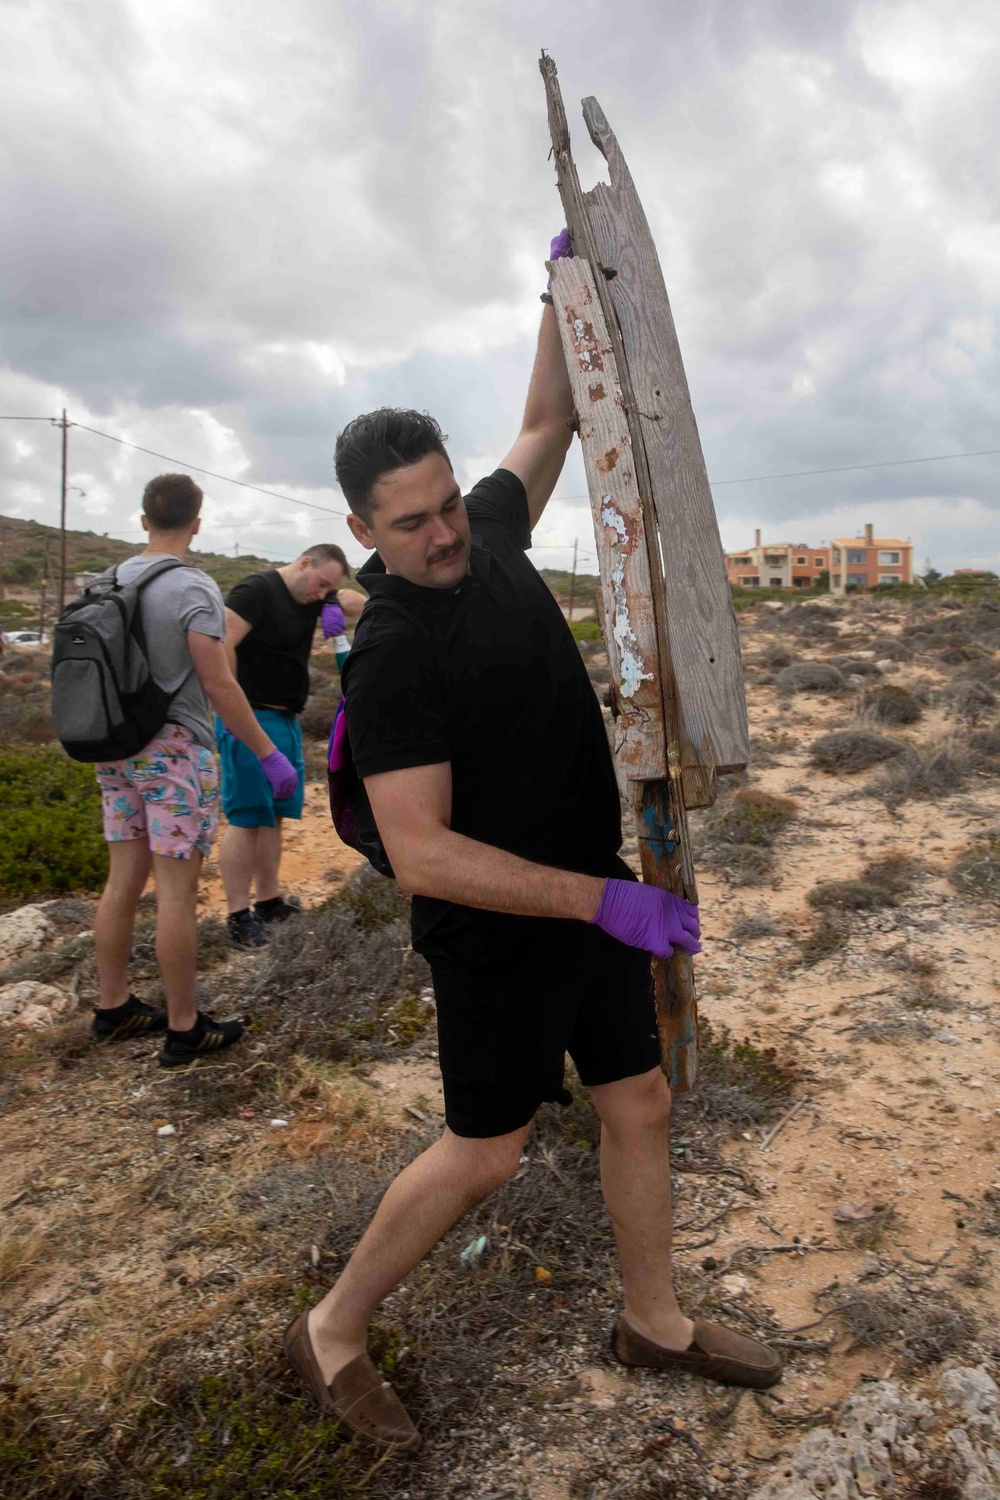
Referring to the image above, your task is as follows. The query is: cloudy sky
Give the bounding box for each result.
[2,0,999,576]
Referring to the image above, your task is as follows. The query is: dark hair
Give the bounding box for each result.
[300,542,351,579]
[334,408,450,523]
[142,473,203,531]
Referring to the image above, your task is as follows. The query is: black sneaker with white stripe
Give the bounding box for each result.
[92,993,167,1042]
[157,1011,245,1069]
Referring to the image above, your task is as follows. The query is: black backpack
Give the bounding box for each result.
[51,556,190,763]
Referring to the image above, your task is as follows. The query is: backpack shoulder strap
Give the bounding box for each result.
[118,556,191,592]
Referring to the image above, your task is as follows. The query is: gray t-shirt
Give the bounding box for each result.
[116,555,225,751]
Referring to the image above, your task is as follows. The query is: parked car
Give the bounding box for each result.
[2,631,48,648]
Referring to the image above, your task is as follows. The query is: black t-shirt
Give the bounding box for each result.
[342,469,622,967]
[225,570,322,713]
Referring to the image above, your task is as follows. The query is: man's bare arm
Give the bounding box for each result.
[188,632,273,758]
[365,761,602,922]
[223,607,253,677]
[338,589,367,621]
[499,303,575,529]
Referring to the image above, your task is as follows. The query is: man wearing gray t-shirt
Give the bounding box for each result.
[91,473,299,1067]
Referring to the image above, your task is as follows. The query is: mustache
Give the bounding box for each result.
[428,540,464,565]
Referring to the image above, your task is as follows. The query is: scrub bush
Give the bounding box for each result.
[0,747,107,898]
[776,662,845,695]
[809,730,904,773]
[568,616,602,644]
[807,879,893,912]
[863,684,923,724]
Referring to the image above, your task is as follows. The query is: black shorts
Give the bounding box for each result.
[430,917,660,1139]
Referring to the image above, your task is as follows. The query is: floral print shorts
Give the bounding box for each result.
[95,723,220,860]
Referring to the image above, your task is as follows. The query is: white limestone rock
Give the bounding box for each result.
[0,905,55,967]
[0,981,71,1028]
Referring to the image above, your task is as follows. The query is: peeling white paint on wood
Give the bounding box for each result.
[600,499,653,699]
[550,255,666,781]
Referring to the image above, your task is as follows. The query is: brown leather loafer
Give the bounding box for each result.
[283,1313,421,1451]
[611,1315,783,1389]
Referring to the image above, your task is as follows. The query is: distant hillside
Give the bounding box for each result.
[0,513,279,619]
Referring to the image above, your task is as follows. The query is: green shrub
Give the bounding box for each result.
[0,748,107,898]
[568,616,602,644]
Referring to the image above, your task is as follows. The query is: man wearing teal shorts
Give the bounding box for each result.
[219,546,365,947]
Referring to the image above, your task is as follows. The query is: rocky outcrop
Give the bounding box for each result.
[0,904,55,966]
[0,980,72,1029]
[750,1368,999,1500]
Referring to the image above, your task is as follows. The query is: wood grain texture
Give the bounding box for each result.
[549,257,666,780]
[581,95,749,793]
[541,53,701,1088]
[629,778,699,1092]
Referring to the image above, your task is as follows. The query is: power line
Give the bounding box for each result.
[70,422,350,518]
[8,410,994,525]
[708,445,1000,486]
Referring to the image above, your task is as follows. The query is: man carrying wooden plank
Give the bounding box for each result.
[283,235,782,1450]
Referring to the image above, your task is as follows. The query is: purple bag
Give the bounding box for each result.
[327,696,394,877]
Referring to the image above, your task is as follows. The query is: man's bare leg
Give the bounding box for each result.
[219,824,258,913]
[308,1123,531,1384]
[252,820,283,903]
[94,839,153,1008]
[590,1067,694,1351]
[151,850,203,1032]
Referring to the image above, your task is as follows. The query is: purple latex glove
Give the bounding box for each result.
[259,748,299,802]
[590,878,701,959]
[321,600,346,639]
[547,227,573,288]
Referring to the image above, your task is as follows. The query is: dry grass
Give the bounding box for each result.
[868,742,969,808]
[0,1223,52,1292]
[695,788,798,886]
[836,1284,978,1366]
[949,832,1000,902]
[941,679,997,725]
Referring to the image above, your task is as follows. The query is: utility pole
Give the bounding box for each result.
[567,537,578,621]
[57,409,69,617]
[38,539,50,643]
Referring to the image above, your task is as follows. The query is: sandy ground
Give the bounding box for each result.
[2,594,999,1498]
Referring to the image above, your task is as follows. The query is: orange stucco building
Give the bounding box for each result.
[726,524,913,593]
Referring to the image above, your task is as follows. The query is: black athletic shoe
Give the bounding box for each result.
[227,909,270,949]
[254,895,302,925]
[92,993,167,1043]
[157,1011,245,1069]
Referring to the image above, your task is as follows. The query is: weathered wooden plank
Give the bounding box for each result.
[629,778,698,1091]
[549,257,666,781]
[580,95,749,797]
[539,52,749,808]
[549,254,698,1089]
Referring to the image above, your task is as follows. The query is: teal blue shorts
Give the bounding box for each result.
[216,710,305,828]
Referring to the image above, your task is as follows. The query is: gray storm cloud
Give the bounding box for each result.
[1,0,998,572]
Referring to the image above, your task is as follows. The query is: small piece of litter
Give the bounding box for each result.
[156,1124,176,1137]
[460,1235,488,1265]
[310,1244,321,1268]
[832,1200,885,1223]
[535,1265,553,1285]
[270,1119,288,1129]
